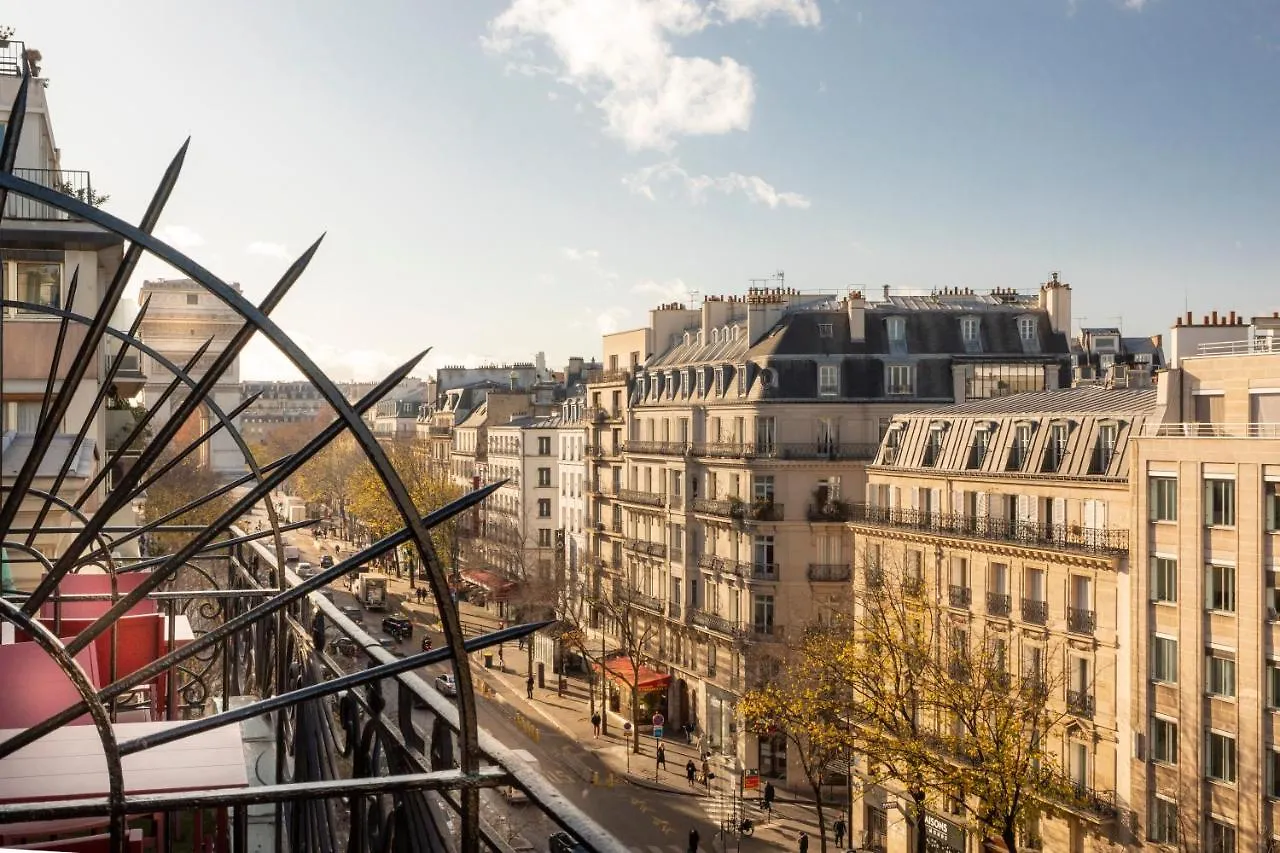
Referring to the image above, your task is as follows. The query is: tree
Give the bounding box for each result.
[587,578,660,753]
[141,451,234,555]
[740,628,855,853]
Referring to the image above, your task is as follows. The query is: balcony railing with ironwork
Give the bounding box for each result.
[902,575,924,596]
[1022,598,1049,624]
[690,608,744,639]
[630,590,664,613]
[807,500,854,522]
[747,623,783,642]
[948,585,971,608]
[1067,689,1095,718]
[1141,421,1280,439]
[750,563,779,581]
[5,167,100,221]
[624,440,689,456]
[691,498,784,522]
[808,563,852,582]
[426,425,452,437]
[698,555,748,579]
[667,600,683,620]
[617,489,665,507]
[1038,768,1117,820]
[848,504,1129,556]
[1067,606,1096,635]
[691,441,879,461]
[986,592,1012,617]
[624,539,667,559]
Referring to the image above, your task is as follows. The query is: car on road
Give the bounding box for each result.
[339,605,363,624]
[434,674,457,697]
[295,562,315,578]
[319,554,334,569]
[381,615,413,641]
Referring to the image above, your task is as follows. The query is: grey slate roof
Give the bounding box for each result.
[905,386,1158,418]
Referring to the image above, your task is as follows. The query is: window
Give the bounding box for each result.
[1008,424,1032,470]
[1045,423,1068,471]
[886,316,905,342]
[1205,478,1236,526]
[886,364,915,395]
[538,436,552,455]
[537,498,551,517]
[538,467,552,487]
[1206,650,1236,698]
[1018,316,1038,343]
[1206,564,1236,613]
[1151,717,1178,764]
[1206,731,1237,783]
[752,594,775,631]
[1151,557,1177,603]
[818,323,833,338]
[923,427,945,467]
[186,292,198,305]
[1269,661,1280,709]
[1094,423,1118,472]
[1152,636,1178,684]
[1266,482,1280,532]
[752,475,775,502]
[5,401,42,433]
[537,528,552,547]
[968,428,990,469]
[697,369,707,397]
[818,364,838,396]
[1149,797,1178,845]
[1270,751,1280,799]
[1207,819,1236,853]
[755,417,776,452]
[4,261,63,313]
[960,316,980,346]
[1149,477,1178,521]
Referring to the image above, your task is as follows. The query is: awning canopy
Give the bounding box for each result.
[460,569,516,600]
[597,657,671,692]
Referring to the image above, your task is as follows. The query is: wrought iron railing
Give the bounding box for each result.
[1022,598,1049,625]
[616,489,664,507]
[848,504,1129,556]
[5,167,99,221]
[808,563,851,582]
[986,592,1012,617]
[623,440,688,456]
[690,608,743,640]
[690,498,783,522]
[1067,689,1095,718]
[948,584,971,607]
[1067,606,1096,635]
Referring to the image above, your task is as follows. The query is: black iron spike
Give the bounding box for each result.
[70,337,216,511]
[260,235,325,314]
[112,517,318,573]
[118,621,548,756]
[36,266,80,428]
[0,480,503,760]
[51,352,429,640]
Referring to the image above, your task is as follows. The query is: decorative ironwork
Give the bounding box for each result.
[848,503,1129,556]
[0,74,622,853]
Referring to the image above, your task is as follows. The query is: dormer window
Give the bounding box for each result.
[960,316,982,353]
[882,424,904,464]
[818,364,839,397]
[715,367,726,396]
[1018,316,1040,352]
[666,371,676,399]
[1007,422,1034,470]
[923,424,947,467]
[968,425,991,469]
[683,369,693,397]
[1044,422,1070,472]
[1092,422,1119,473]
[697,369,707,397]
[818,323,834,338]
[886,316,907,355]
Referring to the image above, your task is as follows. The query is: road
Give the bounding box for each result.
[245,502,770,852]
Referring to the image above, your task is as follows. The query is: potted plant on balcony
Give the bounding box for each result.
[0,26,14,48]
[749,497,775,520]
[727,496,746,519]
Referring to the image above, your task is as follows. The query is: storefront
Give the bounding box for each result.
[705,686,736,756]
[598,657,671,724]
[918,812,966,853]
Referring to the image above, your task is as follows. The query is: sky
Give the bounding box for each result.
[12,1,1280,381]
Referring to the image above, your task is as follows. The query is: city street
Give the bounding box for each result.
[245,502,788,853]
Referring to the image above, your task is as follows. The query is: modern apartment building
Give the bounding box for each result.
[1130,317,1280,851]
[557,393,590,609]
[586,278,1075,774]
[1,39,141,583]
[849,386,1154,852]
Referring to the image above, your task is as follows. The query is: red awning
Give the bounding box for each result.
[598,657,671,692]
[460,570,516,600]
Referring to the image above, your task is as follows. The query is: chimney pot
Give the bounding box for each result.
[1185,311,1193,325]
[1212,310,1219,324]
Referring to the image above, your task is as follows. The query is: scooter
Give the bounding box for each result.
[738,818,754,836]
[421,636,433,652]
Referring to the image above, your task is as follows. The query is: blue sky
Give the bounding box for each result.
[13,1,1279,380]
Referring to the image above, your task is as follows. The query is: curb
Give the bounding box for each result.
[623,772,709,798]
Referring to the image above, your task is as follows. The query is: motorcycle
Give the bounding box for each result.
[738,818,754,837]
[421,636,433,652]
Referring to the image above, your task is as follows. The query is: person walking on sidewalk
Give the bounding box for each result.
[526,676,534,699]
[685,759,697,787]
[591,711,601,738]
[763,781,775,814]
[833,817,846,848]
[656,744,666,769]
[687,827,700,853]
[797,831,809,853]
[497,651,505,672]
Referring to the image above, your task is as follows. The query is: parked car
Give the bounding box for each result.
[381,615,413,641]
[295,562,315,578]
[434,674,457,697]
[548,832,588,853]
[319,554,334,569]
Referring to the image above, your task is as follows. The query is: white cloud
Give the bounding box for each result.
[633,278,693,303]
[561,246,620,282]
[246,241,291,260]
[594,306,632,335]
[623,160,811,209]
[1122,0,1149,8]
[158,224,204,249]
[240,333,412,383]
[485,0,819,150]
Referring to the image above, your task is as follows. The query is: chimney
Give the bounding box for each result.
[882,284,890,301]
[1038,272,1072,336]
[1185,311,1193,326]
[847,292,867,343]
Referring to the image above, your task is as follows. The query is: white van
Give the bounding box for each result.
[502,749,538,804]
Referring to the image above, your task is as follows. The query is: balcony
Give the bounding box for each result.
[617,489,664,507]
[986,592,1012,617]
[691,498,784,522]
[586,444,623,459]
[427,425,452,437]
[691,608,744,639]
[902,575,924,596]
[624,539,667,559]
[4,167,102,221]
[624,440,689,456]
[630,590,664,613]
[667,600,683,620]
[1022,598,1048,625]
[750,563,779,581]
[690,441,879,461]
[808,563,852,583]
[1067,689,1095,718]
[747,623,783,643]
[693,441,754,458]
[1038,769,1117,821]
[105,344,146,395]
[848,504,1129,557]
[698,555,747,580]
[948,585,971,608]
[1142,421,1280,439]
[1067,606,1096,635]
[807,500,854,522]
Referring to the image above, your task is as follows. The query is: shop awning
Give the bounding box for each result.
[460,569,516,600]
[598,657,671,692]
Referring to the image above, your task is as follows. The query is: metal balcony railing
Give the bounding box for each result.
[1022,598,1049,624]
[748,623,782,642]
[1037,769,1117,820]
[690,441,878,461]
[691,498,784,522]
[616,489,664,507]
[1067,606,1096,635]
[667,601,683,620]
[630,590,664,613]
[948,585,971,608]
[902,575,924,596]
[986,592,1012,617]
[1142,422,1280,439]
[1067,689,1095,718]
[5,167,99,221]
[807,501,854,522]
[690,608,743,640]
[848,504,1129,556]
[750,563,779,581]
[624,539,666,559]
[808,563,851,582]
[623,440,689,456]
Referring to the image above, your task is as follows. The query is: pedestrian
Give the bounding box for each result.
[685,759,696,787]
[498,652,505,671]
[833,817,846,848]
[591,711,602,738]
[657,744,666,769]
[526,676,534,699]
[764,781,775,813]
[687,827,700,853]
[701,757,711,790]
[798,831,809,853]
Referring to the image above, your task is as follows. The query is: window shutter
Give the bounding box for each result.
[1016,494,1032,523]
[1053,497,1066,527]
[910,488,919,510]
[952,491,963,515]
[976,492,990,518]
[932,489,943,516]
[891,486,900,509]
